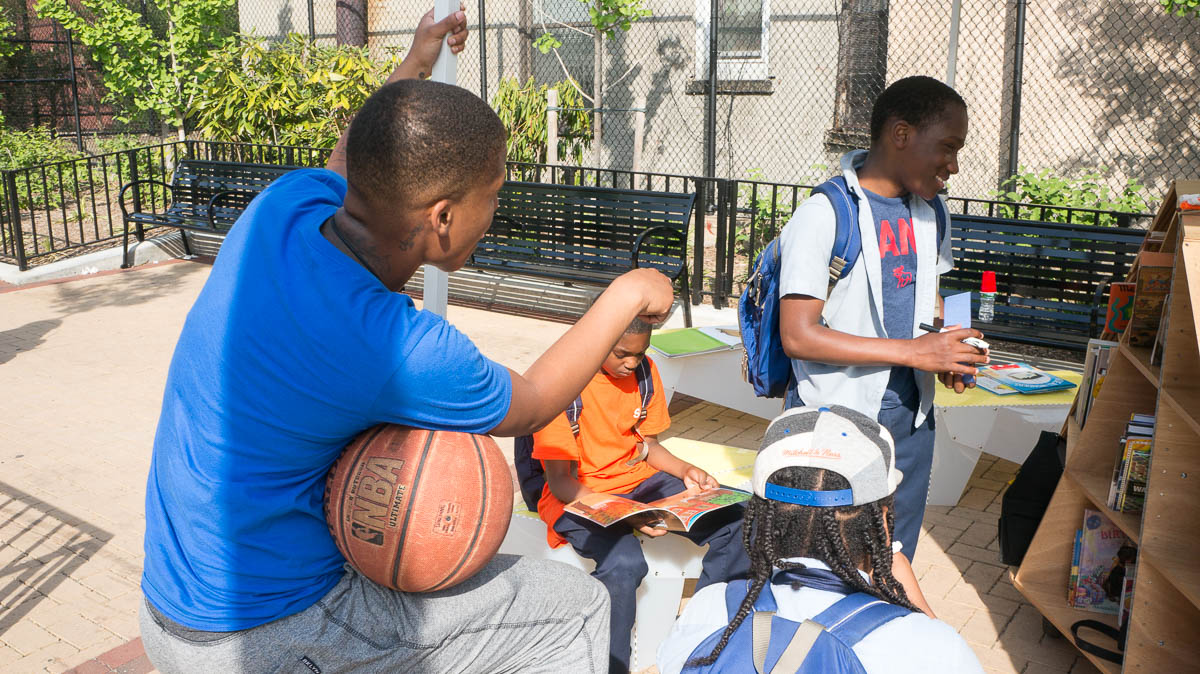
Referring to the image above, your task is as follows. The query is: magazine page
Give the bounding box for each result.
[564,493,658,527]
[647,487,751,532]
[979,363,1076,394]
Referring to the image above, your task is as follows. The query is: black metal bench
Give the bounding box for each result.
[473,181,696,324]
[943,214,1147,350]
[119,160,301,268]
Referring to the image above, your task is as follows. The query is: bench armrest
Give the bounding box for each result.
[631,225,686,275]
[1088,275,1118,338]
[206,188,255,229]
[119,179,174,220]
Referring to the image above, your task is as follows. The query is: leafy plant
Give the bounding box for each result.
[991,167,1150,226]
[1161,0,1199,17]
[0,125,84,208]
[492,77,592,169]
[190,33,402,148]
[35,0,237,138]
[532,0,652,149]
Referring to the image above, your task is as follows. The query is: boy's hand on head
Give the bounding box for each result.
[909,326,988,376]
[682,465,719,492]
[400,3,469,78]
[612,268,675,323]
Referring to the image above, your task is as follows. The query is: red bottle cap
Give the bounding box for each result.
[981,271,997,293]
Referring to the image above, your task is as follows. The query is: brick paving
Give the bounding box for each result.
[0,261,1099,673]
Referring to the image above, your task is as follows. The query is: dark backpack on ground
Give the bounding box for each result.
[738,177,949,398]
[686,578,910,673]
[999,430,1066,565]
[513,359,655,511]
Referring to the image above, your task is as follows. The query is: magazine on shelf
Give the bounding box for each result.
[1070,509,1133,615]
[1104,282,1136,335]
[977,363,1077,394]
[649,326,742,358]
[1128,252,1173,347]
[1118,574,1136,629]
[1075,339,1118,428]
[1068,529,1083,605]
[1117,437,1152,514]
[563,487,750,532]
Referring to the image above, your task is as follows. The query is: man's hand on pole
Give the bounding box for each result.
[391,3,469,82]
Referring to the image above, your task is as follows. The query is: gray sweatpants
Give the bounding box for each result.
[140,555,610,673]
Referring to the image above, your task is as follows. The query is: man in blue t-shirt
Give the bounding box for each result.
[138,9,675,674]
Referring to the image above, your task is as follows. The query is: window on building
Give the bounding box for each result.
[531,0,595,95]
[695,0,771,81]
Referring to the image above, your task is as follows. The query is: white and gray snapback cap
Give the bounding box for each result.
[752,405,903,507]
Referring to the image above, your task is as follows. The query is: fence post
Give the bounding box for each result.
[478,0,488,101]
[4,171,28,271]
[126,149,144,243]
[547,88,559,166]
[691,179,706,305]
[632,96,645,174]
[713,179,729,309]
[64,29,84,152]
[308,0,316,40]
[703,0,719,209]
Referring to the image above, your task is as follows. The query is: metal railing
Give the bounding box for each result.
[2,148,1153,314]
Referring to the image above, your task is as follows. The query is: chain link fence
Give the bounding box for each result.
[1,1,1194,201]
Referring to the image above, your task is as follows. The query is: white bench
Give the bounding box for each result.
[497,438,756,670]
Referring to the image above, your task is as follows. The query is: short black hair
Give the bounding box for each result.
[624,317,655,335]
[346,79,507,208]
[870,76,966,143]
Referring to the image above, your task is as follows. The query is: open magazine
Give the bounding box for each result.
[976,363,1077,394]
[564,487,750,532]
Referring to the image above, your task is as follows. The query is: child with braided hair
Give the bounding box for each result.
[657,405,983,674]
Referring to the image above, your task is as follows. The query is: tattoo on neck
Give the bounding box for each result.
[397,222,426,251]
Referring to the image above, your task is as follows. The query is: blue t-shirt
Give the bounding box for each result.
[864,188,918,408]
[141,169,513,631]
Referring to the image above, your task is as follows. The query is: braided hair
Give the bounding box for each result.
[869,75,966,144]
[684,465,923,668]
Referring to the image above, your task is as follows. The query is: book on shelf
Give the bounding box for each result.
[1127,252,1173,347]
[1068,528,1083,605]
[563,487,750,532]
[1150,293,1171,366]
[1069,509,1134,615]
[976,363,1077,394]
[1118,574,1136,630]
[1106,415,1154,514]
[1076,339,1119,428]
[649,326,741,358]
[1104,282,1137,334]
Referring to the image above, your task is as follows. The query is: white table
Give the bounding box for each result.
[649,347,1080,507]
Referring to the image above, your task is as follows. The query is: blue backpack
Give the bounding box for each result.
[685,579,910,673]
[512,358,655,511]
[738,177,949,398]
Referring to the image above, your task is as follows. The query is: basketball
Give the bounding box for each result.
[324,425,513,593]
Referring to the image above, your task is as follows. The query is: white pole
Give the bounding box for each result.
[946,0,962,88]
[423,0,458,317]
[547,88,559,166]
[632,96,645,174]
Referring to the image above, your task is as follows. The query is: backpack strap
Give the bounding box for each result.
[753,616,824,674]
[927,195,950,254]
[624,358,654,466]
[564,395,584,437]
[815,592,911,648]
[811,176,861,286]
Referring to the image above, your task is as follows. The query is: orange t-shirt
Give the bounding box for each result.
[531,360,670,548]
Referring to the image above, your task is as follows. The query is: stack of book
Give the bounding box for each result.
[1106,414,1155,514]
[1128,251,1173,347]
[1068,508,1136,614]
[1075,339,1119,428]
[974,363,1077,396]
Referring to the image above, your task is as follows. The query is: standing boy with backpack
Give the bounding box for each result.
[776,77,988,565]
[656,406,985,674]
[523,318,751,674]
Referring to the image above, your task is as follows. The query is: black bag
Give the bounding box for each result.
[998,430,1066,566]
[1071,619,1126,664]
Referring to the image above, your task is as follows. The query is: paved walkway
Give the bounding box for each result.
[0,261,1098,673]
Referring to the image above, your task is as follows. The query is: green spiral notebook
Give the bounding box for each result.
[649,327,741,358]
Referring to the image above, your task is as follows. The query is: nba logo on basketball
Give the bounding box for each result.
[348,457,407,546]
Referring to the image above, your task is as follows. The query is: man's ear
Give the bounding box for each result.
[891,119,913,150]
[429,198,454,239]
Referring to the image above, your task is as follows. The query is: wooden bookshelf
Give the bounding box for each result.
[1014,180,1200,672]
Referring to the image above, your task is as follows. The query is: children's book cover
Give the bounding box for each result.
[1071,509,1133,614]
[1117,438,1152,514]
[565,487,750,532]
[1128,253,1173,346]
[1105,282,1136,334]
[977,363,1077,394]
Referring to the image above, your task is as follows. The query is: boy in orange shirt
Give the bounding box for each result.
[532,318,750,674]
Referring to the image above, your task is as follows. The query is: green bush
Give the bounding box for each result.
[1161,0,1199,17]
[992,167,1150,226]
[191,33,402,148]
[492,77,592,171]
[0,125,84,209]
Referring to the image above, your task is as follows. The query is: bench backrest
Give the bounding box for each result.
[170,160,301,212]
[943,214,1146,346]
[473,181,695,283]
